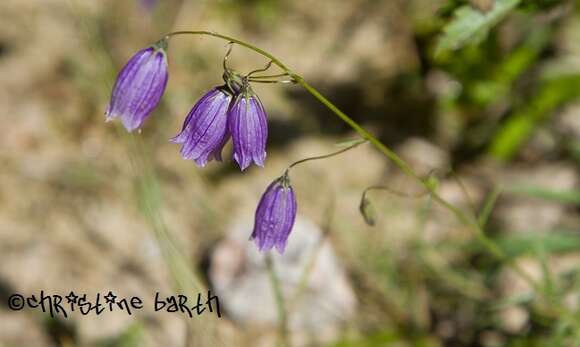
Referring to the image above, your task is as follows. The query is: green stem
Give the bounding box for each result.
[296,79,419,179]
[164,30,542,296]
[248,79,293,84]
[251,73,290,79]
[265,254,290,347]
[165,31,293,72]
[362,185,428,199]
[286,139,367,172]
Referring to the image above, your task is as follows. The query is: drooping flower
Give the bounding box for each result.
[171,87,232,167]
[228,87,268,170]
[105,40,169,132]
[251,175,297,253]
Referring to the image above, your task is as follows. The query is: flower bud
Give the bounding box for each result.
[105,41,168,132]
[359,195,376,226]
[171,87,232,167]
[228,88,268,170]
[251,175,297,254]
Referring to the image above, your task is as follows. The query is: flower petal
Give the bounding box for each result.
[229,93,268,170]
[252,179,297,254]
[171,87,232,167]
[106,47,168,132]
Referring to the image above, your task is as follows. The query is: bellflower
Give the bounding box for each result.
[251,175,297,253]
[228,86,268,170]
[105,40,169,132]
[171,87,232,167]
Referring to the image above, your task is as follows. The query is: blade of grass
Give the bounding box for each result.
[489,74,580,160]
[67,2,220,345]
[506,185,580,206]
[435,0,521,56]
[478,186,502,228]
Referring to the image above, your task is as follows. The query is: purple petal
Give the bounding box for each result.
[229,94,268,170]
[251,179,297,254]
[171,87,232,167]
[106,46,168,132]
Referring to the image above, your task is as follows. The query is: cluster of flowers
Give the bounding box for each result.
[106,39,296,253]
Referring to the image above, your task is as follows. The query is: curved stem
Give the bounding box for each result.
[247,60,274,77]
[287,139,367,171]
[222,42,234,73]
[248,79,293,84]
[362,185,427,200]
[296,79,419,179]
[251,73,290,79]
[163,30,542,295]
[165,31,294,74]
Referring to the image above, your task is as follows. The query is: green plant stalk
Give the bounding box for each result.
[287,138,367,171]
[164,30,550,309]
[72,6,219,343]
[288,196,335,315]
[72,0,213,303]
[478,187,502,228]
[265,254,290,347]
[126,135,219,346]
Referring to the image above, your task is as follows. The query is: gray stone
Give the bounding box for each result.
[209,215,357,345]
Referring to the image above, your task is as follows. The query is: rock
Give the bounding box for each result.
[209,215,357,346]
[496,163,578,232]
[498,306,529,334]
[497,255,580,333]
[397,137,450,177]
[0,310,51,347]
[556,102,580,140]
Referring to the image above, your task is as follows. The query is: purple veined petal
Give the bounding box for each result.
[171,87,233,167]
[251,178,298,254]
[105,45,169,132]
[228,92,268,170]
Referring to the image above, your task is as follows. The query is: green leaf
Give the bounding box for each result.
[489,74,580,160]
[435,0,521,56]
[330,330,438,347]
[506,185,580,206]
[98,323,143,347]
[490,291,535,310]
[496,232,580,258]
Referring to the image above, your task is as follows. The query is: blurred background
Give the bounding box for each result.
[1,0,579,346]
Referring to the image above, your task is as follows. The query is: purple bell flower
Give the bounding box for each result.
[228,90,268,170]
[251,175,297,253]
[106,41,169,132]
[171,87,232,167]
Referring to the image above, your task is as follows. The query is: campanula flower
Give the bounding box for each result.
[171,87,232,166]
[251,175,297,253]
[105,40,168,132]
[228,87,268,170]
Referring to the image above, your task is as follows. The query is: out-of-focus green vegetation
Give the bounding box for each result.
[428,0,579,162]
[329,1,580,346]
